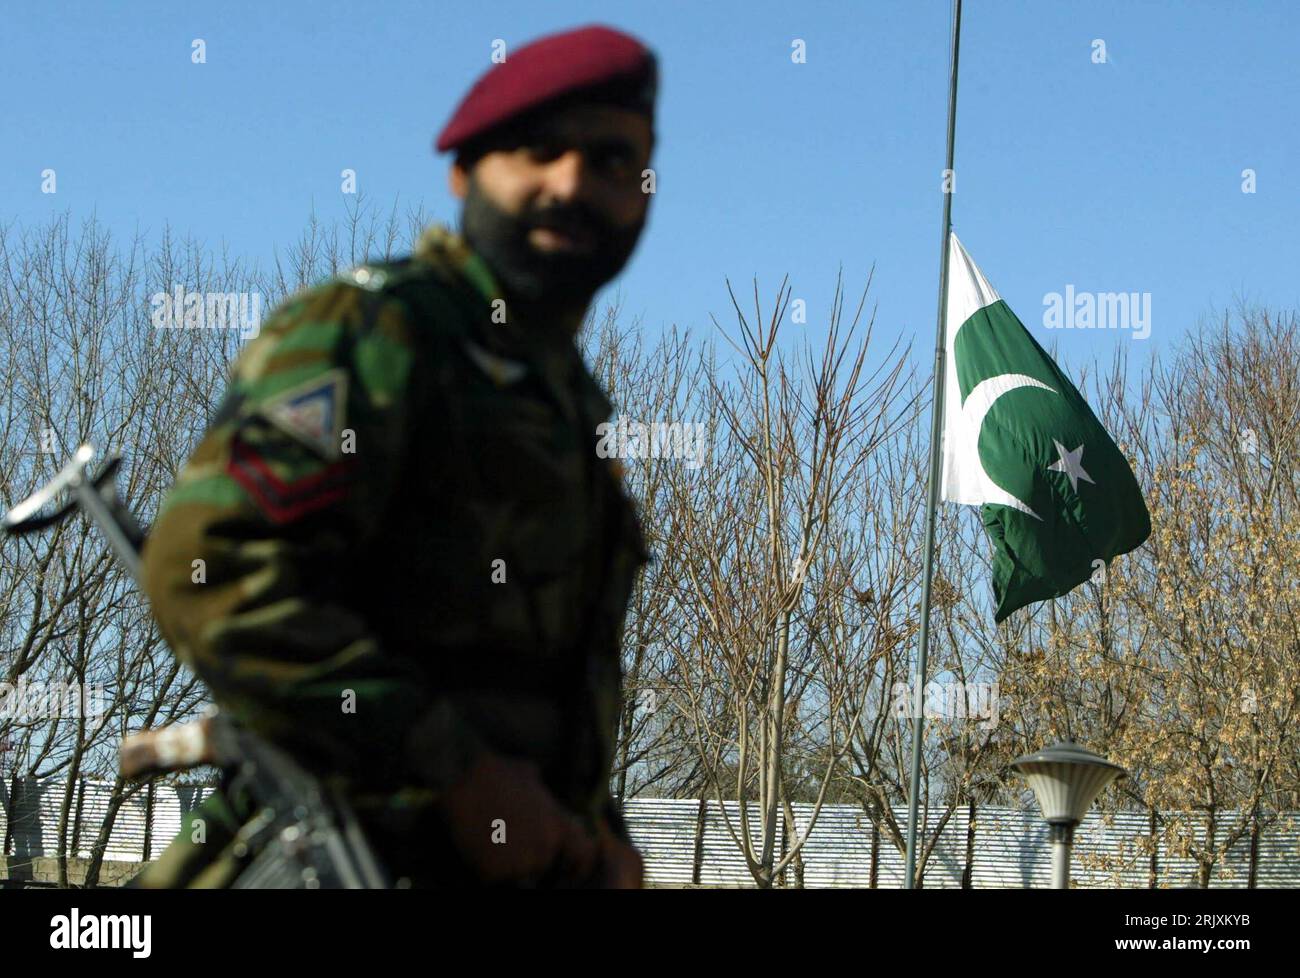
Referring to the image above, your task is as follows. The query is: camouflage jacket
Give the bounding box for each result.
[136,223,647,887]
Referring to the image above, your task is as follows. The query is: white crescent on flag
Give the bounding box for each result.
[940,233,1057,518]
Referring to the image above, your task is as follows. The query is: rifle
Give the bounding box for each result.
[3,445,391,889]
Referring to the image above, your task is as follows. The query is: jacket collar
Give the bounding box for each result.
[412,223,612,424]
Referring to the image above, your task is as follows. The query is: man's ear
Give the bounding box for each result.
[449,162,469,200]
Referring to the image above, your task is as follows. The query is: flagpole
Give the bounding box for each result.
[903,0,962,890]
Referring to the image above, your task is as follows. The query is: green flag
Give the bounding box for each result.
[939,233,1151,621]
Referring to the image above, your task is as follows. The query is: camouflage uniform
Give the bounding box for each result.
[134,223,647,887]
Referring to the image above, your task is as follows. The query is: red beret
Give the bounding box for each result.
[436,24,657,154]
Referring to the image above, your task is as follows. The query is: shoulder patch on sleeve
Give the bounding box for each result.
[226,436,354,525]
[260,369,348,461]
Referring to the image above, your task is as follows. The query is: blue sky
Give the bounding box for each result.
[5,0,1297,375]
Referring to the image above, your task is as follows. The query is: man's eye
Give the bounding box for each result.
[601,150,632,170]
[593,149,636,176]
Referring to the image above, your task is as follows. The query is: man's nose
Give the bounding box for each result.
[540,148,590,201]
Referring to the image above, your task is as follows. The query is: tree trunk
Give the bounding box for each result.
[1198,809,1216,889]
[869,817,879,889]
[1246,806,1260,889]
[690,797,707,885]
[961,795,976,888]
[2,774,20,856]
[1147,807,1158,888]
[84,775,136,888]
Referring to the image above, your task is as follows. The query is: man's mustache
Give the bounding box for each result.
[525,207,610,240]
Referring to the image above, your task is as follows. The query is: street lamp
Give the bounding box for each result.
[1010,741,1126,889]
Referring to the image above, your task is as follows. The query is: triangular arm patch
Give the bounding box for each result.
[259,369,348,460]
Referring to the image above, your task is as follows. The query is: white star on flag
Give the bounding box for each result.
[1047,440,1095,492]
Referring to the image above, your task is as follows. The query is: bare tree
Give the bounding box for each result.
[664,271,913,886]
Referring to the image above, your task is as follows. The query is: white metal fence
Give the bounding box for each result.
[4,777,1298,886]
[623,798,1300,887]
[1,777,211,865]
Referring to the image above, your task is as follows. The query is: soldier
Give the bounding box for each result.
[133,23,656,888]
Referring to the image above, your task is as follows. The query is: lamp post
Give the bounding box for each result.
[1010,741,1126,889]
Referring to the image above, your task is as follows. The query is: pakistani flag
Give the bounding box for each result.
[940,233,1150,621]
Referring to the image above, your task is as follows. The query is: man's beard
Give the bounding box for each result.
[459,176,644,311]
